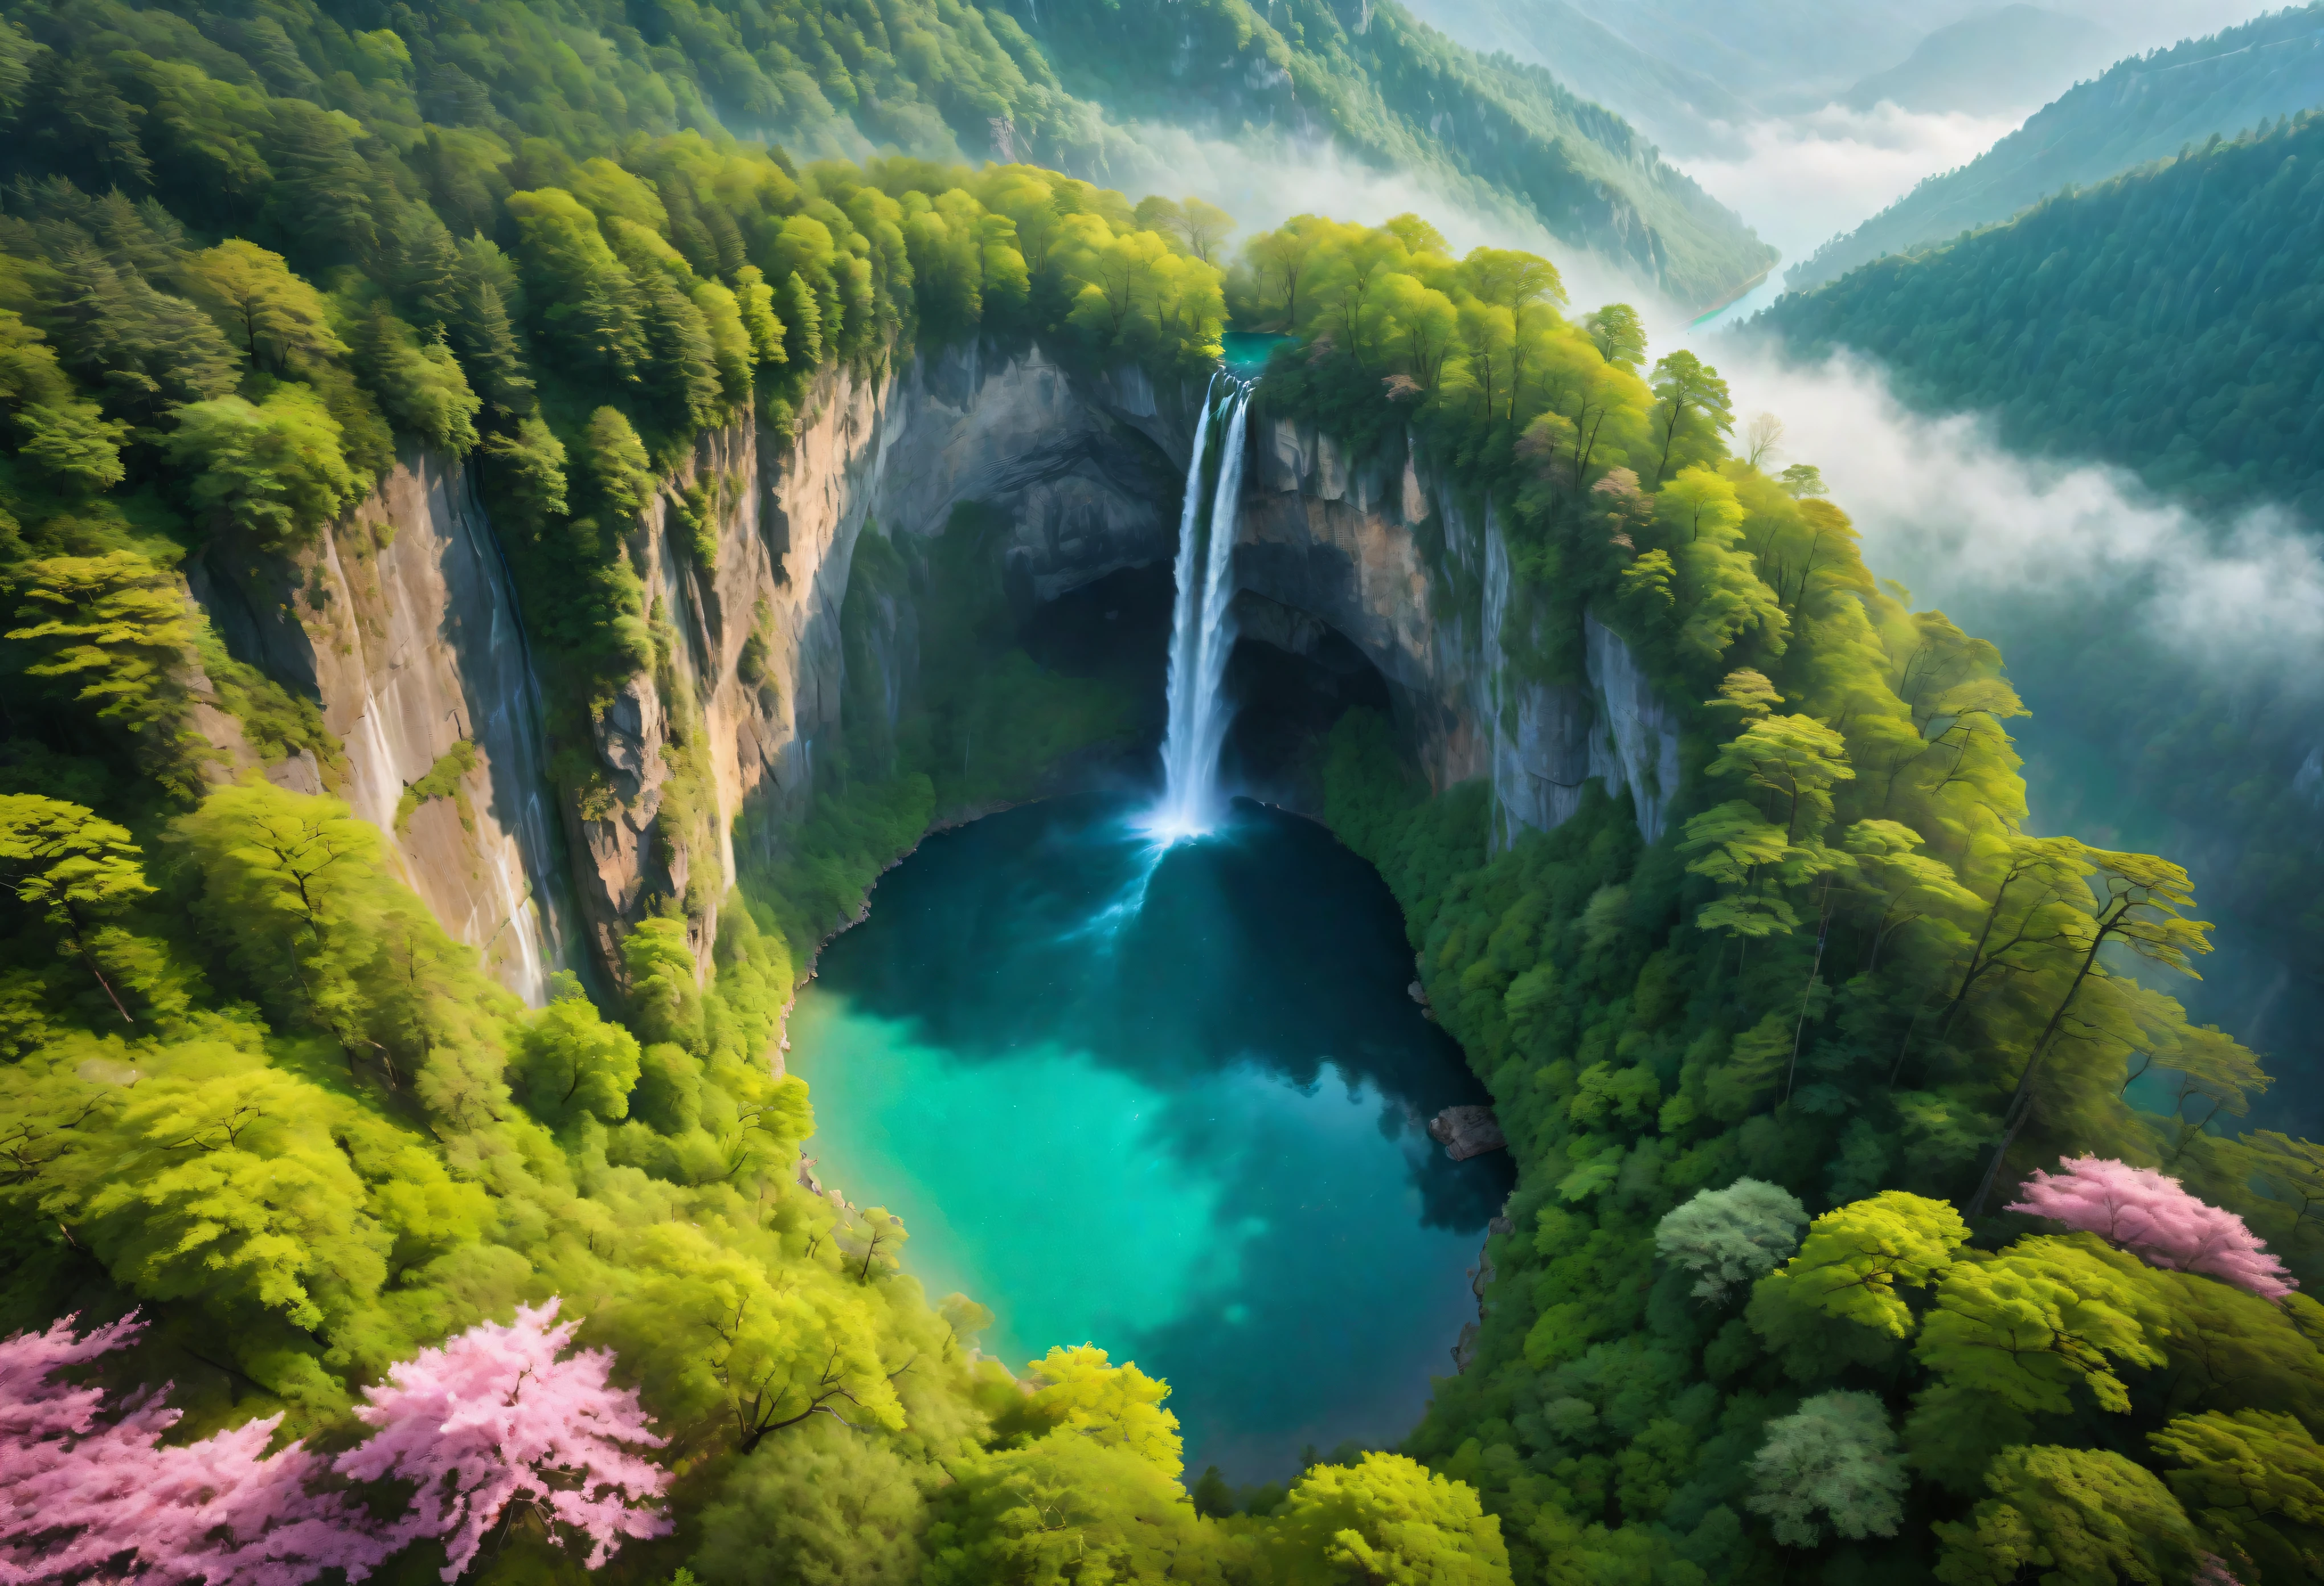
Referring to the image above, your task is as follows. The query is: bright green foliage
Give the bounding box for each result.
[5,550,198,738]
[1647,351,1734,486]
[1745,1390,1909,1547]
[1752,1191,1969,1340]
[694,1420,932,1586]
[0,793,151,1020]
[585,405,658,521]
[1934,1446,2200,1586]
[1270,1453,1514,1585]
[1707,713,1854,844]
[0,309,126,490]
[518,971,641,1123]
[165,386,366,546]
[178,239,342,370]
[1916,1237,2169,1415]
[1006,1344,1185,1473]
[624,916,703,1048]
[924,1434,1224,1586]
[351,306,480,455]
[2150,1409,2324,1583]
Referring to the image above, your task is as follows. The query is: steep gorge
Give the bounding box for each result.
[186,343,1683,1009]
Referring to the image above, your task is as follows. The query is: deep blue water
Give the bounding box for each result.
[787,794,1513,1481]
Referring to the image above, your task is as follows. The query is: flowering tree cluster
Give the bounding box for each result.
[0,1299,668,1585]
[2010,1156,2296,1299]
[338,1300,670,1577]
[0,1314,379,1586]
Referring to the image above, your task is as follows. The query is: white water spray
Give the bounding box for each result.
[1146,375,1256,840]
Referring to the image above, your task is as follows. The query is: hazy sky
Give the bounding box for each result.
[1411,0,2292,264]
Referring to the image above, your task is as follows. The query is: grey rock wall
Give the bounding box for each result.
[1241,416,1683,849]
[189,453,576,1003]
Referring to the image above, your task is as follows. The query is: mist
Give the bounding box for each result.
[1673,102,2022,264]
[1697,341,2324,690]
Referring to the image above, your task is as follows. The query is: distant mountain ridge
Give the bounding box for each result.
[1758,109,2324,517]
[1842,6,2119,116]
[1790,2,2324,290]
[1007,0,1777,310]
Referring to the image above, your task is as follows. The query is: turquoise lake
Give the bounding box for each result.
[788,792,1514,1482]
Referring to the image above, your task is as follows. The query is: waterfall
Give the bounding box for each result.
[1147,374,1255,839]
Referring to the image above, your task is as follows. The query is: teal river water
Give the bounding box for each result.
[787,793,1514,1482]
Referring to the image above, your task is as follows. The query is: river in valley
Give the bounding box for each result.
[787,792,1514,1483]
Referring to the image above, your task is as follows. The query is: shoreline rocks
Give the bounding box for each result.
[1427,1104,1507,1162]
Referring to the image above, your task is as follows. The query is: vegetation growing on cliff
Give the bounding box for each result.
[1230,205,2324,1583]
[2,2,2319,1584]
[1761,102,2324,1118]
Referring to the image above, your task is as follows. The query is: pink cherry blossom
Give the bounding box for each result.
[334,1298,669,1580]
[2010,1155,2296,1300]
[1,1313,386,1586]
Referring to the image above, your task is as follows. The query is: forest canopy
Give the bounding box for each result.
[0,2,2317,1585]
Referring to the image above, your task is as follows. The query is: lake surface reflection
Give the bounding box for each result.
[787,794,1514,1481]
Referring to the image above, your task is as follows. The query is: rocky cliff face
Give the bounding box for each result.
[556,345,1193,980]
[1241,419,1682,848]
[190,454,575,1002]
[187,345,1676,998]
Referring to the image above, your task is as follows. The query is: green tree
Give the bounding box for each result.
[166,386,367,547]
[695,1420,931,1586]
[1751,1191,1969,1342]
[5,550,198,738]
[1746,1391,1909,1547]
[178,239,344,371]
[1648,349,1733,484]
[587,406,659,521]
[924,1434,1224,1586]
[2150,1409,2324,1581]
[1655,1178,1808,1301]
[518,971,641,1123]
[352,306,481,455]
[1270,1453,1512,1585]
[1004,1344,1184,1472]
[1585,303,1647,370]
[1935,1446,2200,1586]
[1916,1237,2168,1414]
[0,794,153,1021]
[506,186,646,378]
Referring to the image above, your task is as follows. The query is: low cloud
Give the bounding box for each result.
[1674,103,2024,264]
[1698,341,2324,689]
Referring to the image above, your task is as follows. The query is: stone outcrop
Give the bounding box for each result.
[1242,419,1683,847]
[1427,1105,1508,1162]
[553,345,1191,980]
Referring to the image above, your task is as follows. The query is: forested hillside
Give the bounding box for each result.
[0,0,1513,1579]
[1228,209,2324,1585]
[1761,104,2324,1155]
[3,1,2323,1584]
[1791,2,2324,290]
[1762,111,2324,517]
[995,0,1776,311]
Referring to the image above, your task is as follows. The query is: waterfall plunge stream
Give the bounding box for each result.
[1147,374,1255,840]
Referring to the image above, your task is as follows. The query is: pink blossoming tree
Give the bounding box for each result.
[1,1314,385,1586]
[2010,1156,2297,1300]
[334,1297,670,1581]
[5,1299,668,1585]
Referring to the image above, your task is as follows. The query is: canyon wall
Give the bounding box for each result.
[189,344,1192,995]
[1240,419,1683,847]
[186,342,1679,999]
[189,454,575,1003]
